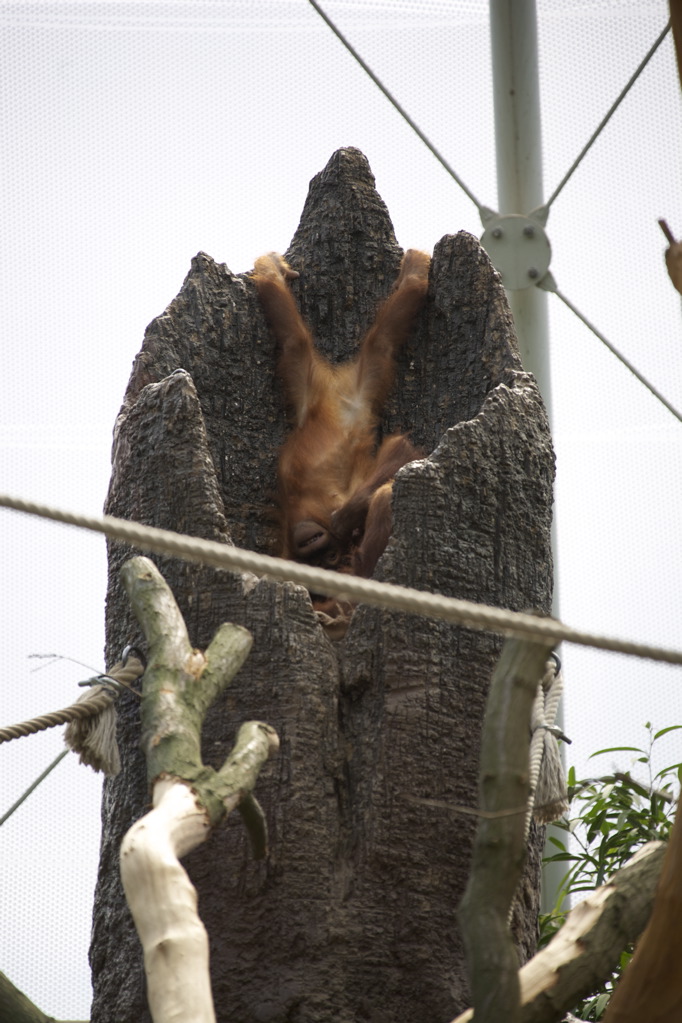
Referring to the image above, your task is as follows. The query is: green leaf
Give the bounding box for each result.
[653,761,682,781]
[589,746,643,757]
[545,723,679,1020]
[594,991,611,1018]
[619,948,633,970]
[544,850,578,863]
[653,724,682,740]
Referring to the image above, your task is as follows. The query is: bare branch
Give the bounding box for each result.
[451,841,665,1023]
[459,636,555,1023]
[118,556,279,1022]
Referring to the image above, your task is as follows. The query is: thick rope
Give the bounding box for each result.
[505,657,568,927]
[0,657,144,745]
[0,690,114,743]
[527,659,568,828]
[2,493,682,666]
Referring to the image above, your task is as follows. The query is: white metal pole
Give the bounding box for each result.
[489,0,552,407]
[489,0,563,915]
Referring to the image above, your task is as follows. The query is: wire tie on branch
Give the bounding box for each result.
[78,671,142,699]
[122,643,147,670]
[535,722,571,743]
[65,652,146,774]
[79,673,127,694]
[0,653,145,777]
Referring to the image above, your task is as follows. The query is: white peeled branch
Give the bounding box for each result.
[121,779,215,1023]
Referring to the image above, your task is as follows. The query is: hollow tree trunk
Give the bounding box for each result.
[90,147,554,1023]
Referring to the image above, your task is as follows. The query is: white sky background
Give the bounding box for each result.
[1,0,681,1017]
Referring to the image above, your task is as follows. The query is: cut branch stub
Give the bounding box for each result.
[119,555,276,834]
[120,556,251,788]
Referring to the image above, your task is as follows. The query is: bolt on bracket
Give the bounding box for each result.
[480,212,552,291]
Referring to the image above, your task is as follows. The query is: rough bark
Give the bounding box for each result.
[90,147,555,1023]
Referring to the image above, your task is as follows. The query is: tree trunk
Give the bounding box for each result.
[90,147,555,1023]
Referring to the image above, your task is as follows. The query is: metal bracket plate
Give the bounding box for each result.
[480,213,551,291]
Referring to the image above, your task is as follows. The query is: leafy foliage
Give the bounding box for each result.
[540,723,682,1020]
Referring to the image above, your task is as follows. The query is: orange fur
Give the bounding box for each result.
[253,249,430,599]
